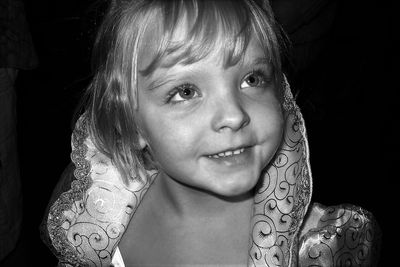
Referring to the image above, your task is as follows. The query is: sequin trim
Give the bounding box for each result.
[47,115,92,266]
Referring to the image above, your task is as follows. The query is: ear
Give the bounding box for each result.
[138,132,148,150]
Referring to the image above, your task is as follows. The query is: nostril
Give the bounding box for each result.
[212,103,250,133]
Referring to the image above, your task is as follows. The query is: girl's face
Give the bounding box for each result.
[136,28,284,197]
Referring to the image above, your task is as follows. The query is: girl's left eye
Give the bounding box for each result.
[168,84,200,104]
[240,70,270,89]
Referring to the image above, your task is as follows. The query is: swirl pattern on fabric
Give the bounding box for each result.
[298,203,381,267]
[47,115,158,266]
[249,78,313,267]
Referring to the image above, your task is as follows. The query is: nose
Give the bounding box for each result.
[211,92,250,133]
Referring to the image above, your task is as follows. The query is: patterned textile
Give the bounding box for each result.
[298,203,381,266]
[41,78,380,266]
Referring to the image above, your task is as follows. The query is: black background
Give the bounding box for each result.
[2,0,394,266]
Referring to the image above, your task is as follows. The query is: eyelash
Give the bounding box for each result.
[242,68,272,88]
[165,83,200,105]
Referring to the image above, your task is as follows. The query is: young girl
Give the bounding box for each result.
[42,0,380,266]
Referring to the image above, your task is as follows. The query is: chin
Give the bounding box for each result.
[211,175,259,198]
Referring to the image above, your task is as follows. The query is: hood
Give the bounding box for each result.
[46,76,312,266]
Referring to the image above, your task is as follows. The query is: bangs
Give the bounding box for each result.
[139,0,281,76]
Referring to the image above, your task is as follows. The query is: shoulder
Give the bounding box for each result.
[297,202,381,266]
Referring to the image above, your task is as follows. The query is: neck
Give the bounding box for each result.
[151,171,254,221]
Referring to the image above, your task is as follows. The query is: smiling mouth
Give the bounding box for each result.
[207,147,246,159]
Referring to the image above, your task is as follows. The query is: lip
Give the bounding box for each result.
[204,145,255,168]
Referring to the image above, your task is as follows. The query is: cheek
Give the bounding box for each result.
[251,96,284,139]
[141,113,204,162]
[252,103,284,170]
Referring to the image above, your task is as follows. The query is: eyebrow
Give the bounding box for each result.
[144,73,177,91]
[144,56,271,91]
[248,57,273,74]
[251,57,271,66]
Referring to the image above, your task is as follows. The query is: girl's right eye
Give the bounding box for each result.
[167,83,200,104]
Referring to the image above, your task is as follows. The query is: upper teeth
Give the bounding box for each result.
[208,148,245,158]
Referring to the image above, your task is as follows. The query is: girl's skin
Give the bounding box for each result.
[119,18,284,266]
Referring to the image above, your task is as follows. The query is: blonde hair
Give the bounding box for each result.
[84,0,285,184]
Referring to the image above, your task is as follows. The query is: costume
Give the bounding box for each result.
[41,78,380,266]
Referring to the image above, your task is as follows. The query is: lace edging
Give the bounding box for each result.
[47,115,92,266]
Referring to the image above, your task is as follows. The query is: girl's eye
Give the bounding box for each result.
[168,84,200,104]
[240,70,270,89]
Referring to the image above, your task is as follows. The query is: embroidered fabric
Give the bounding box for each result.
[43,77,380,266]
[46,115,158,266]
[298,203,381,266]
[248,77,312,266]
